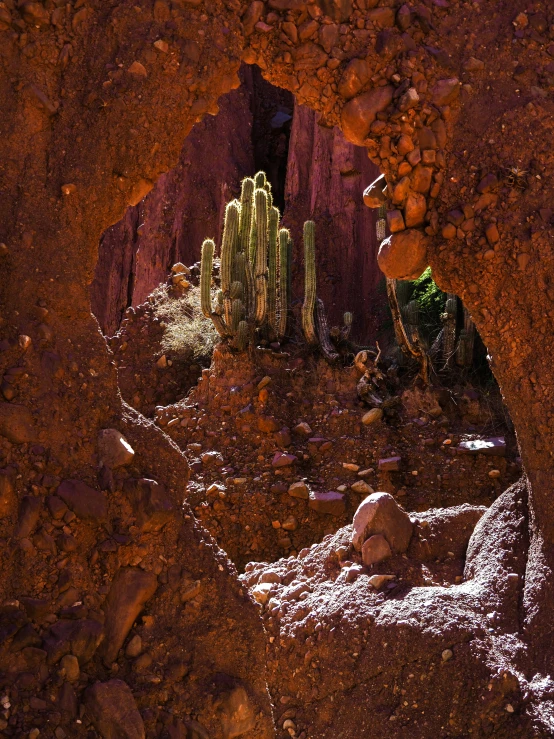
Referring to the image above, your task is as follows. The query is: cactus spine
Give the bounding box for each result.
[302,220,318,346]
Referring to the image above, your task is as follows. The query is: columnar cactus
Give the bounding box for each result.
[220,200,240,327]
[395,280,412,308]
[253,188,269,326]
[200,239,227,337]
[267,206,279,336]
[376,203,387,243]
[342,311,353,340]
[200,172,292,351]
[442,293,458,366]
[456,305,475,367]
[238,178,254,253]
[315,298,339,362]
[201,172,346,361]
[301,220,318,346]
[403,299,422,345]
[277,228,290,340]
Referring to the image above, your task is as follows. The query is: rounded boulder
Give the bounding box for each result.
[377,229,428,280]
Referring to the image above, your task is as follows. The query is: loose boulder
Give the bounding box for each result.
[341,86,394,145]
[101,568,158,665]
[57,479,107,522]
[377,229,428,280]
[85,679,145,739]
[98,428,135,468]
[352,492,413,553]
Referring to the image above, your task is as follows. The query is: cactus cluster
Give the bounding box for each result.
[201,173,351,362]
[200,173,292,350]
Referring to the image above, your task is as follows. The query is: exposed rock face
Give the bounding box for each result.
[2,0,554,736]
[284,102,381,340]
[91,75,256,336]
[92,75,381,342]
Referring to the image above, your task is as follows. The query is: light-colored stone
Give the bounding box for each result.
[368,574,395,589]
[98,429,135,468]
[351,480,373,495]
[288,481,309,499]
[362,408,383,426]
[252,582,273,604]
[343,463,360,472]
[352,492,413,553]
[60,654,80,682]
[293,421,312,436]
[125,635,142,658]
[362,534,392,566]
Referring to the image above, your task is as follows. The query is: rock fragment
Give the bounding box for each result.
[0,403,35,444]
[352,492,413,552]
[101,568,158,665]
[57,480,107,522]
[377,230,428,280]
[98,429,135,468]
[362,534,392,566]
[85,680,145,739]
[308,491,345,516]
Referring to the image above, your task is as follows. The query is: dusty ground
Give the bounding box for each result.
[109,277,519,572]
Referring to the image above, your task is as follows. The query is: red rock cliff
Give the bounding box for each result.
[283,102,381,341]
[92,70,381,342]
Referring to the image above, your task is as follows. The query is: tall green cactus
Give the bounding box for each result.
[238,178,254,253]
[302,220,318,346]
[268,207,279,335]
[220,200,240,327]
[277,228,290,340]
[200,239,227,337]
[253,188,269,326]
[200,173,292,351]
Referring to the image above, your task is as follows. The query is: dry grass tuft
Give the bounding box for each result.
[150,284,218,364]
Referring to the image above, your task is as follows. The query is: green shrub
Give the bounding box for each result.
[409,267,445,342]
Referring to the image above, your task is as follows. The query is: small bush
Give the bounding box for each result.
[409,267,445,342]
[151,284,218,364]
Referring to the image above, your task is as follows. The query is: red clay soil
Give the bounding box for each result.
[1,0,554,736]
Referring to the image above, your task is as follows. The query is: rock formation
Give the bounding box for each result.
[1,0,554,735]
[92,69,381,342]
